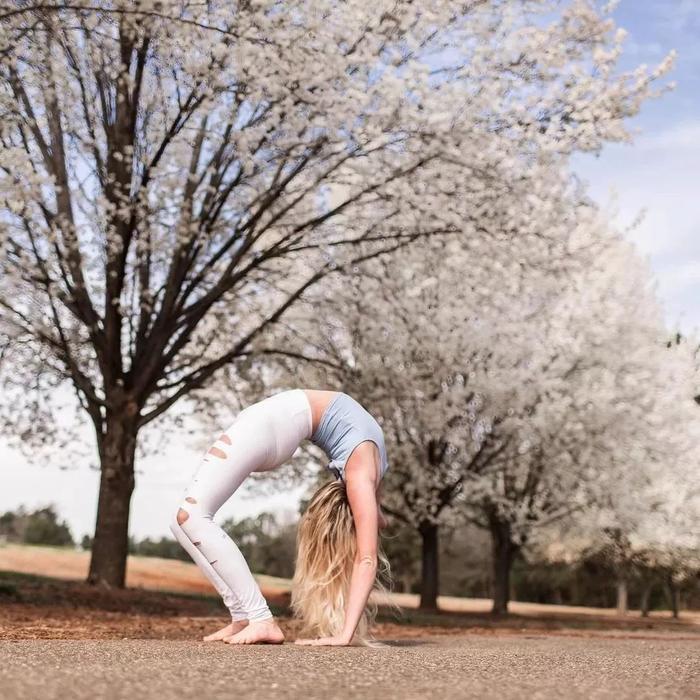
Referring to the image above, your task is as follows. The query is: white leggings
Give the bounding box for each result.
[169,389,313,622]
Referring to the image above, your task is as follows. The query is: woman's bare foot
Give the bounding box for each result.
[224,618,285,645]
[203,620,248,642]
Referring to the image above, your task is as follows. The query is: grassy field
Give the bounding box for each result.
[0,542,292,597]
[1,543,699,642]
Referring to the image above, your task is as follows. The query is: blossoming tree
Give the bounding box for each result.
[0,0,672,586]
[255,177,688,615]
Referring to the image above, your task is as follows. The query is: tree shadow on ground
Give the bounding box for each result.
[1,570,698,643]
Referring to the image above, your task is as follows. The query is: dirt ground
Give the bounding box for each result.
[1,557,699,700]
[2,543,699,630]
[2,568,699,643]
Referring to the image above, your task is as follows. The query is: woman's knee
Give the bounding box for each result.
[172,495,200,532]
[171,496,204,531]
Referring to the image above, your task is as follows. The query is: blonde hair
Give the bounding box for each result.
[291,480,391,645]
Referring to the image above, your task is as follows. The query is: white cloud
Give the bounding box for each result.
[624,37,665,59]
[573,119,700,332]
[661,0,700,34]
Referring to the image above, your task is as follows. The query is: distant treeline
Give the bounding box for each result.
[0,506,74,547]
[3,503,698,612]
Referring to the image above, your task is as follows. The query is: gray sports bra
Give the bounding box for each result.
[310,392,389,481]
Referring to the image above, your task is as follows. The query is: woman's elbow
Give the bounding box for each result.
[356,553,378,570]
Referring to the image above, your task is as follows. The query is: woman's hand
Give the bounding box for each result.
[294,635,352,646]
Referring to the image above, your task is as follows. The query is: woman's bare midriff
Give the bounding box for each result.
[302,389,341,434]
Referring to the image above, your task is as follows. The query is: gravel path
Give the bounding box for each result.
[1,635,698,700]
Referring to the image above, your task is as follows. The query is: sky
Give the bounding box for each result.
[2,1,699,541]
[573,0,700,331]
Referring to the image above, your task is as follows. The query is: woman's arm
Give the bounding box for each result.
[296,454,379,646]
[337,465,379,643]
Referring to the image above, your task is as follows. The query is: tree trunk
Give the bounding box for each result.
[489,516,516,616]
[616,578,628,616]
[666,577,680,619]
[640,582,652,617]
[87,410,138,588]
[418,521,439,610]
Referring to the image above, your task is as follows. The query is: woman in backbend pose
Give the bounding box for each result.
[170,389,389,646]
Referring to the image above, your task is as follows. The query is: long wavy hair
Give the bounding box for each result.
[291,479,391,645]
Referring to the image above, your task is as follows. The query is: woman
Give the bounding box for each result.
[170,388,390,646]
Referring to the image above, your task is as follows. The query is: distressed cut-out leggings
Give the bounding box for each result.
[170,389,313,622]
